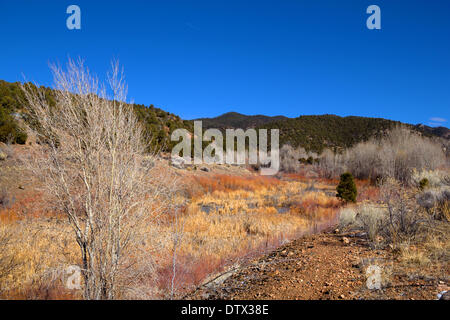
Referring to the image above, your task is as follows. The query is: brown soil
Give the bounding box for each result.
[189,231,449,300]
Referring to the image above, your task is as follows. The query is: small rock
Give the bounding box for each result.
[201,292,211,299]
[341,237,350,244]
[333,228,339,234]
[18,185,24,190]
[439,291,449,300]
[0,151,7,161]
[339,294,345,299]
[200,166,210,172]
[171,156,186,169]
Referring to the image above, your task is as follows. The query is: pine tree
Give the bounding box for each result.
[336,172,357,203]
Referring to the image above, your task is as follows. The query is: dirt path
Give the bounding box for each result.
[189,232,448,300]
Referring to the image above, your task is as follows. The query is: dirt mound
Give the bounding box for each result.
[189,232,447,300]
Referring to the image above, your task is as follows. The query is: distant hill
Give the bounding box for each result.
[195,112,288,129]
[1,79,448,154]
[0,80,192,150]
[194,112,449,153]
[260,114,404,152]
[414,124,450,140]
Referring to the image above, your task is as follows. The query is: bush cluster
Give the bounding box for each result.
[319,127,446,184]
[336,172,357,203]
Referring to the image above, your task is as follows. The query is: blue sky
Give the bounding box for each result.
[0,1,449,126]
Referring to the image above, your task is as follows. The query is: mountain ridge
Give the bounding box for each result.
[1,79,448,153]
[194,112,449,152]
[195,111,449,132]
[194,111,289,129]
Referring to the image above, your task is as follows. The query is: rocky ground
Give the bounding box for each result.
[188,231,449,300]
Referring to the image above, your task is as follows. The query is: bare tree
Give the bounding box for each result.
[319,126,446,183]
[21,59,177,299]
[279,144,299,173]
[318,148,344,179]
[169,205,185,299]
[279,144,317,173]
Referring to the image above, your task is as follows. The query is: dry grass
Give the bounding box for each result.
[284,172,338,186]
[337,175,450,280]
[398,220,450,267]
[0,215,80,299]
[0,172,341,299]
[154,174,341,295]
[3,169,447,299]
[398,244,431,266]
[395,226,449,282]
[356,179,381,202]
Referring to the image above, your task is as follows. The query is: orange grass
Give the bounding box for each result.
[151,173,343,297]
[185,174,282,198]
[0,192,62,223]
[1,172,343,299]
[284,172,339,185]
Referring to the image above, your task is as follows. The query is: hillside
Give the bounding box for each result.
[260,114,403,152]
[1,79,448,154]
[195,112,449,153]
[415,124,450,140]
[0,80,192,151]
[195,111,288,129]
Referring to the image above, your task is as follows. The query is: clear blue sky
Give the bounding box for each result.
[0,1,449,126]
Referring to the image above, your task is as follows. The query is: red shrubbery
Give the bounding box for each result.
[185,174,281,198]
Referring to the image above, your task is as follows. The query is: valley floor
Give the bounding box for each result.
[1,144,448,300]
